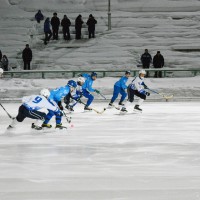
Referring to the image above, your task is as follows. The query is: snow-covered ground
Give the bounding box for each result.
[1,0,200,70]
[0,102,200,200]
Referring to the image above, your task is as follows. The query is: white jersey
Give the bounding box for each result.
[22,95,59,112]
[129,76,145,93]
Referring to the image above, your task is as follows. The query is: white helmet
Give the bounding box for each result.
[0,68,3,74]
[139,69,146,75]
[77,77,85,83]
[40,89,50,98]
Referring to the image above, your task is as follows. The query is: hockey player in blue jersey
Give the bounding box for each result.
[64,76,85,112]
[42,80,77,128]
[127,69,150,112]
[8,89,62,130]
[109,71,131,111]
[81,72,99,110]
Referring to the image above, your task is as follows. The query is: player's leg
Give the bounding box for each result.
[119,88,127,106]
[82,89,94,110]
[133,90,146,111]
[42,110,55,128]
[109,85,120,106]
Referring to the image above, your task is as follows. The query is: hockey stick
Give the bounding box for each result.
[98,92,107,100]
[147,88,173,99]
[79,100,106,114]
[62,111,72,123]
[0,103,14,119]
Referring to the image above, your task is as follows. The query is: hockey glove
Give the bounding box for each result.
[143,84,148,89]
[95,89,100,94]
[145,92,150,96]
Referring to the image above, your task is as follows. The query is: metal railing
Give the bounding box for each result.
[3,68,200,79]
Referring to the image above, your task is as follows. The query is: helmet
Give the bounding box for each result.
[125,70,131,75]
[0,68,3,74]
[40,89,50,98]
[91,72,97,77]
[68,80,77,88]
[139,69,146,75]
[77,77,85,83]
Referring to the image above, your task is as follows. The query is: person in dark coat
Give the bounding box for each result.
[153,51,164,78]
[86,14,97,38]
[61,15,71,40]
[51,12,60,40]
[35,10,44,23]
[22,44,32,70]
[75,14,84,39]
[2,55,9,71]
[44,17,52,45]
[141,49,152,77]
[0,50,2,61]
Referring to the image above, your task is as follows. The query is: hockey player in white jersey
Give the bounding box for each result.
[8,89,62,130]
[127,70,150,112]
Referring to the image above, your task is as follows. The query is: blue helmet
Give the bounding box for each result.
[91,72,97,77]
[68,80,77,88]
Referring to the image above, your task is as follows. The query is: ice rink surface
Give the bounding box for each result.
[0,102,200,200]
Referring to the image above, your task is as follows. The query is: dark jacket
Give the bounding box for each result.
[153,54,164,68]
[51,16,60,29]
[44,18,51,33]
[141,53,152,65]
[22,48,32,62]
[75,16,84,30]
[0,50,2,61]
[35,11,44,22]
[61,17,71,30]
[86,17,97,30]
[2,56,8,71]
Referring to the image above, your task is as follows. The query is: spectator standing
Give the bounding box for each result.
[86,14,97,39]
[22,44,32,70]
[153,51,164,78]
[0,50,2,61]
[51,12,60,40]
[44,17,52,45]
[35,10,44,23]
[141,49,152,77]
[61,15,71,40]
[75,14,84,39]
[2,55,9,71]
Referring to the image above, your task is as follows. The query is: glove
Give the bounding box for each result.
[95,89,100,94]
[145,92,150,96]
[143,84,148,89]
[54,110,63,116]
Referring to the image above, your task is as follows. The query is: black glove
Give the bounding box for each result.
[143,84,148,89]
[145,92,150,96]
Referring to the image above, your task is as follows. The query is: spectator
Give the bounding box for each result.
[141,49,152,77]
[35,10,44,23]
[86,14,97,39]
[51,12,60,40]
[61,15,71,40]
[153,51,164,78]
[2,55,9,71]
[75,14,84,39]
[0,50,2,61]
[44,17,52,45]
[22,44,32,70]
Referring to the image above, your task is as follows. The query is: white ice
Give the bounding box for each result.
[0,102,200,200]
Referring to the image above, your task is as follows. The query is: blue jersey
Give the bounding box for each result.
[49,85,70,102]
[114,76,128,89]
[82,73,95,92]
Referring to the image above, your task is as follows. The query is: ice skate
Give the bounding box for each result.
[55,123,67,129]
[42,123,52,128]
[31,123,42,130]
[84,106,92,111]
[134,105,142,113]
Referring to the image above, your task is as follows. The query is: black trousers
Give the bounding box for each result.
[142,63,150,77]
[24,61,31,70]
[88,29,95,38]
[63,28,70,40]
[16,105,46,122]
[44,31,52,43]
[52,28,59,40]
[154,67,162,78]
[76,28,82,39]
[127,86,146,103]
